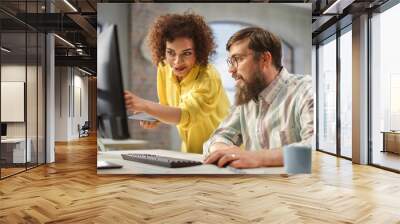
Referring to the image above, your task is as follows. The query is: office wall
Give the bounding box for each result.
[1,82,24,122]
[352,15,369,164]
[163,3,311,75]
[98,3,131,87]
[1,65,40,138]
[1,3,49,176]
[1,62,45,169]
[88,77,97,132]
[55,67,68,141]
[73,73,89,137]
[129,4,173,150]
[54,67,89,141]
[98,3,173,149]
[46,33,56,163]
[312,45,317,150]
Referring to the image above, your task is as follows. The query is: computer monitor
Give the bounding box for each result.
[1,123,6,137]
[97,24,130,139]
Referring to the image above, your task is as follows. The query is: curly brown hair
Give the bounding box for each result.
[147,12,216,67]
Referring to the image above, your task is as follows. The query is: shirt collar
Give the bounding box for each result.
[169,64,200,86]
[258,67,289,104]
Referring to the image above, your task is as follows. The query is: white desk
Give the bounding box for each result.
[1,138,32,163]
[97,149,286,175]
[97,138,149,151]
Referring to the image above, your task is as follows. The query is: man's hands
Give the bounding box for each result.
[204,144,265,169]
[204,143,284,168]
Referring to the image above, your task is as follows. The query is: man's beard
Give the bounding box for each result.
[234,68,267,106]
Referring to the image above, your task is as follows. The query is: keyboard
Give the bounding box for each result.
[121,153,202,168]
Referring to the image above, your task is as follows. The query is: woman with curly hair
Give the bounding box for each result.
[124,12,230,154]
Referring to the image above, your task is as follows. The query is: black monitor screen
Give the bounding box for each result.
[1,123,6,137]
[97,24,129,139]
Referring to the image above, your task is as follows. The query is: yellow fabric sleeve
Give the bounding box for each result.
[156,63,168,105]
[178,76,221,129]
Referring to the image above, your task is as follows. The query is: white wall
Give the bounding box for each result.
[54,67,89,141]
[98,3,131,87]
[55,67,68,141]
[1,82,25,122]
[312,45,317,150]
[1,65,34,137]
[72,73,89,138]
[1,63,46,163]
[157,3,311,75]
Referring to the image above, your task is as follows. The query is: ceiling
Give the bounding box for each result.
[311,0,390,44]
[0,0,395,75]
[0,0,97,75]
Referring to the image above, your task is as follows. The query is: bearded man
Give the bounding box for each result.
[203,27,314,168]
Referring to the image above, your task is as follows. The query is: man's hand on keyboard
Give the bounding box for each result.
[203,146,264,169]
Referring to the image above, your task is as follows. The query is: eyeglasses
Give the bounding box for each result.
[226,53,253,69]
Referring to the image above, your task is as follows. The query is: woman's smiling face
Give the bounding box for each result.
[165,37,196,79]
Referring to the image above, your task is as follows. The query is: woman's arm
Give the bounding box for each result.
[124,91,181,124]
[143,100,181,124]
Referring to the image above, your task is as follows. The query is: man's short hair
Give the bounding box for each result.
[226,27,282,68]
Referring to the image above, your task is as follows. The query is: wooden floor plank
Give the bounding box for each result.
[0,135,400,223]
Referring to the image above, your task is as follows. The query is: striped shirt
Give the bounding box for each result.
[203,67,314,156]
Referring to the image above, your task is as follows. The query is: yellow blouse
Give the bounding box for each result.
[157,62,230,154]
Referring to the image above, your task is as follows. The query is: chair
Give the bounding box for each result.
[79,121,90,138]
